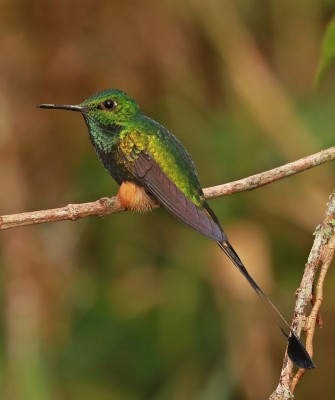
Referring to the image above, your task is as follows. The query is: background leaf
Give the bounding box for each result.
[316,15,335,85]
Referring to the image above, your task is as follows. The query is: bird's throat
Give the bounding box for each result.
[84,115,123,153]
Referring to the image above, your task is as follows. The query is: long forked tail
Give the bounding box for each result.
[217,240,315,369]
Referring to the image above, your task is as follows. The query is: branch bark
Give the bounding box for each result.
[0,146,334,230]
[269,190,335,400]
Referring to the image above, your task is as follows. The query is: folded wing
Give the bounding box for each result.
[133,152,224,242]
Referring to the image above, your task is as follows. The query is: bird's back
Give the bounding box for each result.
[129,114,207,209]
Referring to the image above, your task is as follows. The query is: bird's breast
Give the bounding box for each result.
[91,141,133,185]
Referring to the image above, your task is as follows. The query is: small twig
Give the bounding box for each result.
[291,215,335,392]
[204,146,335,199]
[0,146,334,231]
[270,190,335,400]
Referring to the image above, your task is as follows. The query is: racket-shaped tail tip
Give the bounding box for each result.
[287,332,315,369]
[218,241,316,370]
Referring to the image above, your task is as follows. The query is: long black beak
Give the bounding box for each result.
[37,104,84,112]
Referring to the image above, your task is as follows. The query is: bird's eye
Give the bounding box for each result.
[101,99,117,110]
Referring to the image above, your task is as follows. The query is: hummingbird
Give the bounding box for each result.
[38,89,314,369]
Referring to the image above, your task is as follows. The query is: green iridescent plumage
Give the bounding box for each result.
[38,89,315,370]
[81,89,205,208]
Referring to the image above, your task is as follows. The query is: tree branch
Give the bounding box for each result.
[269,190,335,400]
[0,145,334,397]
[0,146,334,231]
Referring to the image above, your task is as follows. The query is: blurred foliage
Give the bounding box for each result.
[316,15,335,85]
[0,1,334,400]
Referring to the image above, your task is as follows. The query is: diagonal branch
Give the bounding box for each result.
[0,146,334,231]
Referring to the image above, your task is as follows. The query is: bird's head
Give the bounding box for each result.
[38,89,141,125]
[38,89,141,151]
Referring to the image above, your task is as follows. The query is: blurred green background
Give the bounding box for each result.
[0,0,334,399]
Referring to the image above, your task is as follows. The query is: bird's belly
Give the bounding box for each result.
[94,146,156,211]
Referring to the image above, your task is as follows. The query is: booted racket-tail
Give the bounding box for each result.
[38,89,315,369]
